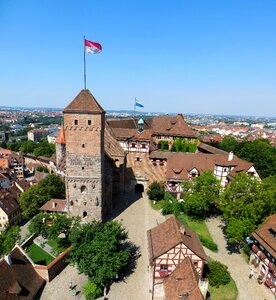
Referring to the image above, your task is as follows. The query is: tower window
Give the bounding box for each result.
[88,120,92,125]
[82,167,84,170]
[82,144,85,148]
[74,120,78,125]
[81,185,87,193]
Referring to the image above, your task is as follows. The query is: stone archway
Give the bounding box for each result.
[135,183,144,193]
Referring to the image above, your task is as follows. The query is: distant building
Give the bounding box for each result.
[27,129,49,142]
[0,131,9,142]
[47,130,58,144]
[0,173,10,189]
[0,191,22,231]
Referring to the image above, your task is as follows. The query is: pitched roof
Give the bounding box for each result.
[56,126,65,144]
[63,89,105,114]
[197,142,228,155]
[39,199,67,213]
[166,152,253,181]
[107,114,197,141]
[149,114,197,138]
[0,158,9,169]
[252,214,276,258]
[0,193,20,216]
[0,246,45,299]
[147,216,207,262]
[164,257,204,300]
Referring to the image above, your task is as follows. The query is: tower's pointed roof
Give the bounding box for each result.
[56,126,65,144]
[63,89,105,114]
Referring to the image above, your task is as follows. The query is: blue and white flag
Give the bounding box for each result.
[135,98,144,108]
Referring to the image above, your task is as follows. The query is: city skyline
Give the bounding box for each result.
[1,1,276,117]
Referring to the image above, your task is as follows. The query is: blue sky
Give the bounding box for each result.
[0,1,276,117]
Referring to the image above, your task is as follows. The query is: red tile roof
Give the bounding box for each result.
[107,114,197,141]
[0,158,9,169]
[252,214,276,258]
[166,153,253,181]
[39,199,67,213]
[56,126,65,144]
[63,89,105,114]
[147,216,207,262]
[0,246,45,299]
[164,257,204,300]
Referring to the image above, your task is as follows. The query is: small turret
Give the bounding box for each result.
[138,118,144,133]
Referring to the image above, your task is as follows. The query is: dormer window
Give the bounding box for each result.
[269,228,276,238]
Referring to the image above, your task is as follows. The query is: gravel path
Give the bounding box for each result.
[205,217,274,300]
[107,192,165,300]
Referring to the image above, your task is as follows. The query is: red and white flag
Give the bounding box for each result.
[84,39,102,54]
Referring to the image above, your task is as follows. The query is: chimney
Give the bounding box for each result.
[52,201,56,209]
[180,225,185,235]
[4,254,12,265]
[228,151,234,161]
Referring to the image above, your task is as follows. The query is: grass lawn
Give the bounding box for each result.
[27,243,55,265]
[209,278,238,300]
[150,199,165,211]
[47,238,69,256]
[177,214,218,252]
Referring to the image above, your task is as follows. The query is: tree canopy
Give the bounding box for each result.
[182,171,221,219]
[217,138,276,178]
[147,181,165,201]
[219,173,275,244]
[19,174,65,219]
[0,226,20,257]
[69,220,130,288]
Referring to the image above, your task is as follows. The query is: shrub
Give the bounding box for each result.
[147,181,165,201]
[161,201,174,215]
[206,260,231,287]
[83,281,102,300]
[199,236,218,252]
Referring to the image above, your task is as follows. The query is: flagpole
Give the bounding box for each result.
[83,35,87,89]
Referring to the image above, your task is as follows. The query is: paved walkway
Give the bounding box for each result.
[205,217,274,300]
[107,192,165,300]
[40,265,87,300]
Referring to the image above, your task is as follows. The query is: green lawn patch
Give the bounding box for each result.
[150,199,165,211]
[177,215,218,252]
[27,243,55,265]
[208,278,238,300]
[47,238,70,256]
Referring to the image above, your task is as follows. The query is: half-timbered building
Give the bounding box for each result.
[249,214,276,296]
[147,216,207,282]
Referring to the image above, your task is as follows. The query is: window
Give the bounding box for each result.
[81,185,87,193]
[82,144,85,148]
[141,143,147,148]
[74,120,78,125]
[131,143,136,148]
[160,264,168,271]
[223,168,228,172]
[82,167,84,170]
[88,120,92,125]
[193,261,198,267]
[136,157,141,162]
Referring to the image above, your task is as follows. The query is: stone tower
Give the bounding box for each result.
[63,89,105,221]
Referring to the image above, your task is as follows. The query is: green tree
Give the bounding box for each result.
[69,221,130,288]
[19,174,65,219]
[218,136,239,152]
[19,140,36,154]
[147,181,165,201]
[36,165,49,173]
[83,281,102,300]
[235,139,276,178]
[0,226,20,257]
[207,260,231,287]
[219,173,275,244]
[182,172,221,219]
